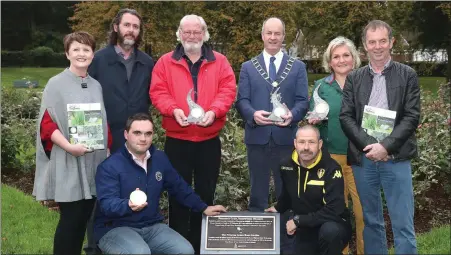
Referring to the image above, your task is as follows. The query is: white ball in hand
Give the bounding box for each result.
[130,189,147,206]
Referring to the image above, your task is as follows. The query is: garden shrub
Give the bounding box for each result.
[1,86,42,172]
[411,82,451,208]
[1,49,68,67]
[151,107,250,213]
[1,83,450,211]
[215,108,250,210]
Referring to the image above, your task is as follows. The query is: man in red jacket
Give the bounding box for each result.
[149,14,236,253]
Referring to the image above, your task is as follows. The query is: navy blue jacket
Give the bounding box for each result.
[88,45,154,152]
[93,144,208,243]
[235,53,309,145]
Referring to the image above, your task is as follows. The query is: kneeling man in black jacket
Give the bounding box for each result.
[266,124,351,255]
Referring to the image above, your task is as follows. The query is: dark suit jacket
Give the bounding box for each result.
[236,53,309,145]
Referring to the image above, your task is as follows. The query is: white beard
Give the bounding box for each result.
[182,40,203,54]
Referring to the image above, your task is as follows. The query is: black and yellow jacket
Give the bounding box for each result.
[274,149,350,228]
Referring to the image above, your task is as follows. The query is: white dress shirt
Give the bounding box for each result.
[126,144,151,173]
[263,49,284,74]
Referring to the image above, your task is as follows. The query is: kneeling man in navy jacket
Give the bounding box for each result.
[94,113,226,254]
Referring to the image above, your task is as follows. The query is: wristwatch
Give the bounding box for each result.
[292,215,300,227]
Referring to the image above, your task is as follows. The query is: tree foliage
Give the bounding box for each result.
[411,2,450,81]
[70,2,438,71]
[292,2,391,50]
[1,1,76,51]
[3,2,448,78]
[70,2,299,71]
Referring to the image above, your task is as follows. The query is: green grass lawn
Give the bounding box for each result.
[390,225,451,254]
[1,67,445,93]
[1,67,64,90]
[418,76,447,93]
[1,184,59,254]
[1,183,450,254]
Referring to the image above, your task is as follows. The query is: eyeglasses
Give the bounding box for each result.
[181,30,203,37]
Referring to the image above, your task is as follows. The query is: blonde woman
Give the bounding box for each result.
[308,36,364,254]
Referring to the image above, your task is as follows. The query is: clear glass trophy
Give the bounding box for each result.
[306,84,329,120]
[268,87,288,122]
[186,88,205,123]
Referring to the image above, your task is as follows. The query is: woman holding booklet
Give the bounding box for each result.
[306,36,364,255]
[33,31,111,255]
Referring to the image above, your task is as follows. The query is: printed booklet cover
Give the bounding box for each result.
[67,103,104,150]
[361,105,397,142]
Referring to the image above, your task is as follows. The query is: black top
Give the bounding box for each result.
[172,44,216,102]
[275,149,350,228]
[182,54,204,102]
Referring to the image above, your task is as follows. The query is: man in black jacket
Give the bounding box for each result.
[88,8,154,153]
[339,20,420,254]
[85,8,154,255]
[266,125,351,255]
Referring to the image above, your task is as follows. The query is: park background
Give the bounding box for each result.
[1,1,450,254]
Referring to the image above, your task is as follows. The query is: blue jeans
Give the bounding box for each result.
[352,156,417,254]
[98,223,195,254]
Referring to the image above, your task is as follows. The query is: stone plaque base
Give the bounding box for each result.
[13,80,39,88]
[200,211,280,254]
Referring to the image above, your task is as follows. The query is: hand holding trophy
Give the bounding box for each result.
[186,88,205,124]
[306,84,329,120]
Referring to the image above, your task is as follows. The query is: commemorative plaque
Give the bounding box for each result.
[200,211,280,254]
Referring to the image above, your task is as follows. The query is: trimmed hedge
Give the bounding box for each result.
[406,61,448,77]
[2,49,68,67]
[1,50,447,77]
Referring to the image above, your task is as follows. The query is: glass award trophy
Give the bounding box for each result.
[186,88,205,123]
[306,84,329,120]
[268,87,288,122]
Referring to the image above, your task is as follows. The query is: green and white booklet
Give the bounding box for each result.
[361,105,397,142]
[67,103,105,150]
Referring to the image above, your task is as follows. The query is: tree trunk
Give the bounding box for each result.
[447,43,451,82]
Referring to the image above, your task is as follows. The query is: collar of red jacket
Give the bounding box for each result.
[171,43,216,62]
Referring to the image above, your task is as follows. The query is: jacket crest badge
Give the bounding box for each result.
[155,171,163,181]
[317,168,325,179]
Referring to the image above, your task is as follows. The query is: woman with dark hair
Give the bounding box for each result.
[33,31,111,255]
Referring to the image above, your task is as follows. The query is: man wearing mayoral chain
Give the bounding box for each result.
[235,17,309,254]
